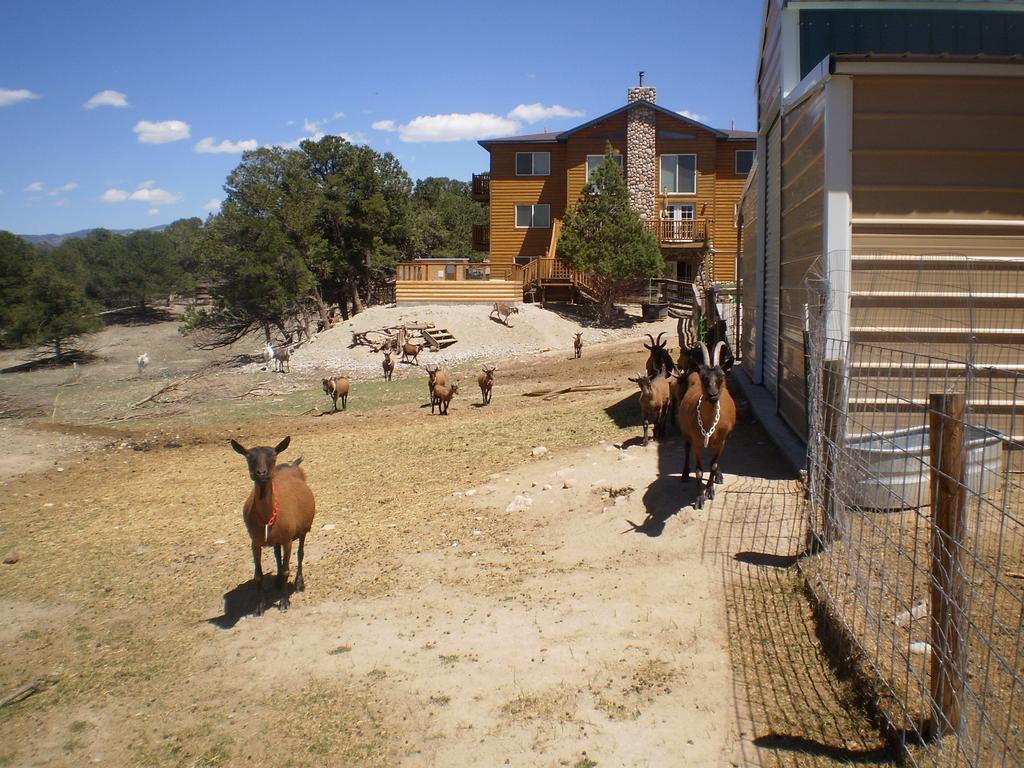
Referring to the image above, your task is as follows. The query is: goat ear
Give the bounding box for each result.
[274,436,291,455]
[230,439,248,456]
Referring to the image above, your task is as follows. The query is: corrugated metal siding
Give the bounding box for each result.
[849,72,1024,441]
[740,164,761,375]
[758,0,785,125]
[778,88,826,439]
[852,75,1024,220]
[763,121,782,398]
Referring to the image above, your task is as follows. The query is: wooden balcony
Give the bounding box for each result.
[471,173,490,202]
[472,223,489,252]
[643,217,710,246]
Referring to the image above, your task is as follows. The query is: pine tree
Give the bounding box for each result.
[557,149,663,324]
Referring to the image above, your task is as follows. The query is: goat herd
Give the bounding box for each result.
[230,326,736,616]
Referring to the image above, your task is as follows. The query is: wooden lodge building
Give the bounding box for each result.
[394,84,755,304]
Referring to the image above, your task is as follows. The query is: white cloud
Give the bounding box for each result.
[203,198,221,212]
[507,103,583,124]
[147,208,160,215]
[286,119,296,126]
[24,181,44,193]
[47,182,79,196]
[0,88,41,107]
[101,181,180,205]
[195,136,258,154]
[332,111,345,120]
[375,113,520,143]
[55,199,69,208]
[84,90,128,109]
[133,119,190,144]
[304,117,324,134]
[677,109,709,124]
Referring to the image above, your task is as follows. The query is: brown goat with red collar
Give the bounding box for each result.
[676,341,736,509]
[230,436,316,615]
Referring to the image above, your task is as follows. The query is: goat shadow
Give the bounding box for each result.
[207,576,291,629]
[487,316,513,328]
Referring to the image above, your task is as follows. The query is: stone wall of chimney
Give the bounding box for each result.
[626,87,657,219]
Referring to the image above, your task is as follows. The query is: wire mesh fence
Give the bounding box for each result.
[803,252,1024,767]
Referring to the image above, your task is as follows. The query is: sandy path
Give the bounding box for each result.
[194,438,736,767]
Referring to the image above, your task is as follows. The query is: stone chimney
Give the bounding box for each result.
[626,85,657,219]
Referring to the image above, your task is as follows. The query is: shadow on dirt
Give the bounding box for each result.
[538,302,644,330]
[101,306,176,327]
[0,349,100,374]
[208,576,292,629]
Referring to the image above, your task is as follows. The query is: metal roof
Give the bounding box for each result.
[478,101,753,149]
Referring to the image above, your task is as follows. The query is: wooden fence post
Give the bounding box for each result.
[928,392,966,740]
[821,358,844,544]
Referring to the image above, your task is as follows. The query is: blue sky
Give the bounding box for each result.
[1,0,764,235]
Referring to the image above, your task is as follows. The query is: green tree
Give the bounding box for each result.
[557,151,663,324]
[7,261,102,361]
[0,231,36,340]
[409,177,486,260]
[184,204,313,347]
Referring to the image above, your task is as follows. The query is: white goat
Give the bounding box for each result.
[137,352,150,376]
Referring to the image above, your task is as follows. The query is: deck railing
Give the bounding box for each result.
[642,217,710,244]
[471,173,490,202]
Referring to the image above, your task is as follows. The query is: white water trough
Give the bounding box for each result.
[843,425,1004,510]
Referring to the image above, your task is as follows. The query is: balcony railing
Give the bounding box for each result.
[643,217,710,244]
[396,259,490,282]
[472,223,489,252]
[471,173,490,202]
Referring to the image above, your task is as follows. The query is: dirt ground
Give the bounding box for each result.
[0,306,894,767]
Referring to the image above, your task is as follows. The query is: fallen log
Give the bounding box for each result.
[0,674,59,708]
[523,385,618,398]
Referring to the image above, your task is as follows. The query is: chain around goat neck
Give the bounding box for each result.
[696,395,721,447]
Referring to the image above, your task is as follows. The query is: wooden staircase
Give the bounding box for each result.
[505,219,607,304]
[421,326,457,350]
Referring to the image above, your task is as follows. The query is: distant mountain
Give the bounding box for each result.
[18,224,168,247]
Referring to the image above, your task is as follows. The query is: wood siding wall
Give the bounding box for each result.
[778,87,826,438]
[852,76,1024,220]
[487,143,567,275]
[485,113,752,283]
[713,142,756,282]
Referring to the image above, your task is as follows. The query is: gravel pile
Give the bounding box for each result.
[247,303,674,380]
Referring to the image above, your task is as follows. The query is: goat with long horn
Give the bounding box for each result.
[675,340,736,509]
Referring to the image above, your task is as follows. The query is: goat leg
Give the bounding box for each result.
[342,394,347,411]
[251,541,264,617]
[641,418,649,447]
[294,534,306,592]
[273,544,282,575]
[681,441,691,482]
[278,541,293,611]
[694,453,705,509]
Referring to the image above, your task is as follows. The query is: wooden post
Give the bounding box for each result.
[821,359,844,544]
[928,393,966,739]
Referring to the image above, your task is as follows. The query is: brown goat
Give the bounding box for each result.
[382,351,394,382]
[644,332,676,377]
[676,342,736,509]
[230,436,316,615]
[573,332,583,359]
[401,341,424,365]
[477,366,496,405]
[426,365,448,411]
[490,302,519,326]
[628,371,673,446]
[322,376,349,412]
[432,381,459,416]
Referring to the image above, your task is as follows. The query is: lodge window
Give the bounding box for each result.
[515,204,551,228]
[586,153,623,183]
[515,152,550,177]
[735,150,754,176]
[659,154,696,195]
